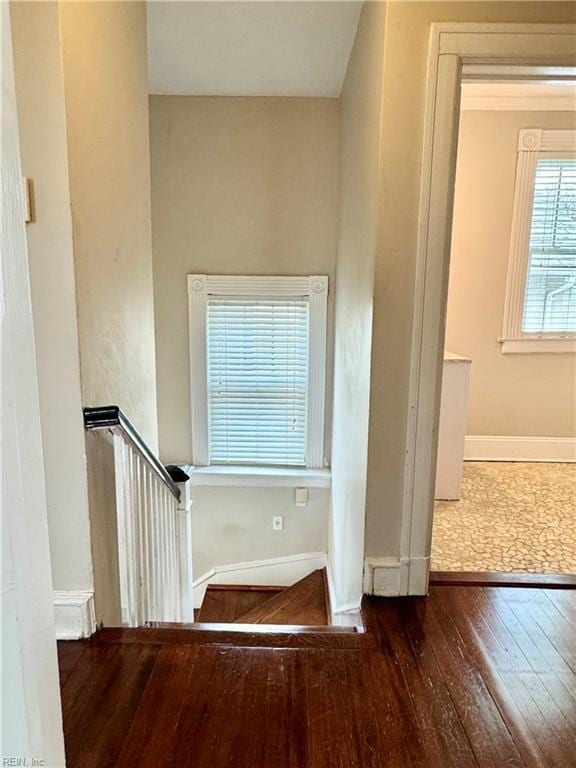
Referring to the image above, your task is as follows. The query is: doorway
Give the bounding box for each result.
[431,76,576,576]
[398,23,576,595]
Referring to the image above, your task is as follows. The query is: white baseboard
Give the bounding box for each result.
[192,552,327,608]
[53,590,96,640]
[364,556,429,597]
[464,435,576,463]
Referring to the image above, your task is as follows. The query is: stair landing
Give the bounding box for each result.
[195,568,330,627]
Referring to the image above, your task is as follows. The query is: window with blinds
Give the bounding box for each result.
[522,158,576,334]
[207,298,310,466]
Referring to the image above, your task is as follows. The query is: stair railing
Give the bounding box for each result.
[84,406,193,627]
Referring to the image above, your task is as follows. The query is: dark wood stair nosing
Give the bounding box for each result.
[92,625,372,651]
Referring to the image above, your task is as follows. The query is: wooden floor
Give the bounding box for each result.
[58,585,576,768]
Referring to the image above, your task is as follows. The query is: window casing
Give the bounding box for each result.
[501,129,576,353]
[188,275,328,469]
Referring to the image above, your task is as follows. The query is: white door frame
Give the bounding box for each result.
[401,23,576,595]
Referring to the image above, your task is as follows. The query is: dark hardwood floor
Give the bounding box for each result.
[58,585,576,768]
[197,584,284,622]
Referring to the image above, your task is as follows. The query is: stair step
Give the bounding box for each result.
[197,584,285,623]
[233,569,330,626]
[99,624,370,650]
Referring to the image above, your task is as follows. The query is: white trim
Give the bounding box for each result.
[464,435,576,462]
[187,465,331,488]
[307,276,328,468]
[187,274,328,469]
[192,551,326,608]
[460,82,576,112]
[502,129,576,346]
[363,557,430,598]
[325,560,361,625]
[402,23,576,597]
[188,275,210,465]
[501,337,576,353]
[53,590,97,640]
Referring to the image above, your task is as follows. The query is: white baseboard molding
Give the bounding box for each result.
[53,590,96,640]
[192,552,327,608]
[464,435,576,463]
[364,556,430,597]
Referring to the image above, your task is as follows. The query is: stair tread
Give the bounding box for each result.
[97,625,370,650]
[197,585,285,623]
[233,569,330,626]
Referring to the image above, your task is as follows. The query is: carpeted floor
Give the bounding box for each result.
[432,461,576,573]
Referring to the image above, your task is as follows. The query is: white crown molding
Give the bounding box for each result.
[461,82,576,112]
[53,590,96,640]
[464,436,576,462]
[192,551,327,608]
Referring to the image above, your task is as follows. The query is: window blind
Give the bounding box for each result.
[207,298,310,466]
[522,158,576,333]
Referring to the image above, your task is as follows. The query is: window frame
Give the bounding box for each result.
[501,129,576,354]
[188,274,328,470]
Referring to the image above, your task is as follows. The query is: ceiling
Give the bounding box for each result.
[147,1,362,98]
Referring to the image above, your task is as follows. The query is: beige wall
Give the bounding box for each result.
[59,1,157,623]
[150,95,339,463]
[364,1,576,560]
[330,1,386,609]
[60,1,158,450]
[150,96,339,575]
[11,1,93,594]
[447,109,576,438]
[192,488,328,578]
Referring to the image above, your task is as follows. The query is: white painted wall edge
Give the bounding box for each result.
[464,436,576,462]
[53,590,97,640]
[325,559,362,624]
[364,556,430,597]
[192,552,327,608]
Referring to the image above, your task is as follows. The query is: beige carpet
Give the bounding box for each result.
[431,461,576,574]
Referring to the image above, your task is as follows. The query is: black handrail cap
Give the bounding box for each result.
[165,465,190,483]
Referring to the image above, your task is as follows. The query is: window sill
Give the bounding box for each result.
[500,338,576,354]
[186,465,332,488]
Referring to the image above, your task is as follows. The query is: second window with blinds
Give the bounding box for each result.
[188,275,328,471]
[501,128,576,353]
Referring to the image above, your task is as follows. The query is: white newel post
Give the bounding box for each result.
[177,479,194,622]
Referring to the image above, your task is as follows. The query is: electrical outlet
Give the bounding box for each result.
[272,516,283,531]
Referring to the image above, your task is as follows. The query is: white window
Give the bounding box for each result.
[501,129,576,353]
[188,275,328,473]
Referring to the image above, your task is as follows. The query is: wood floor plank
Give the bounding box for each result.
[442,586,574,768]
[62,643,158,768]
[197,585,284,622]
[426,590,525,768]
[234,569,330,625]
[57,640,89,686]
[371,597,480,768]
[58,586,576,768]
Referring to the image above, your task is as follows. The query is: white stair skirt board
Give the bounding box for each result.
[325,560,362,626]
[464,436,576,463]
[53,590,97,640]
[364,556,430,597]
[192,552,327,609]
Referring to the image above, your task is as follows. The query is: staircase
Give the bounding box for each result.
[198,569,332,626]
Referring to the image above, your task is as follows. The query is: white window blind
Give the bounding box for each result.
[207,298,310,466]
[522,158,576,333]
